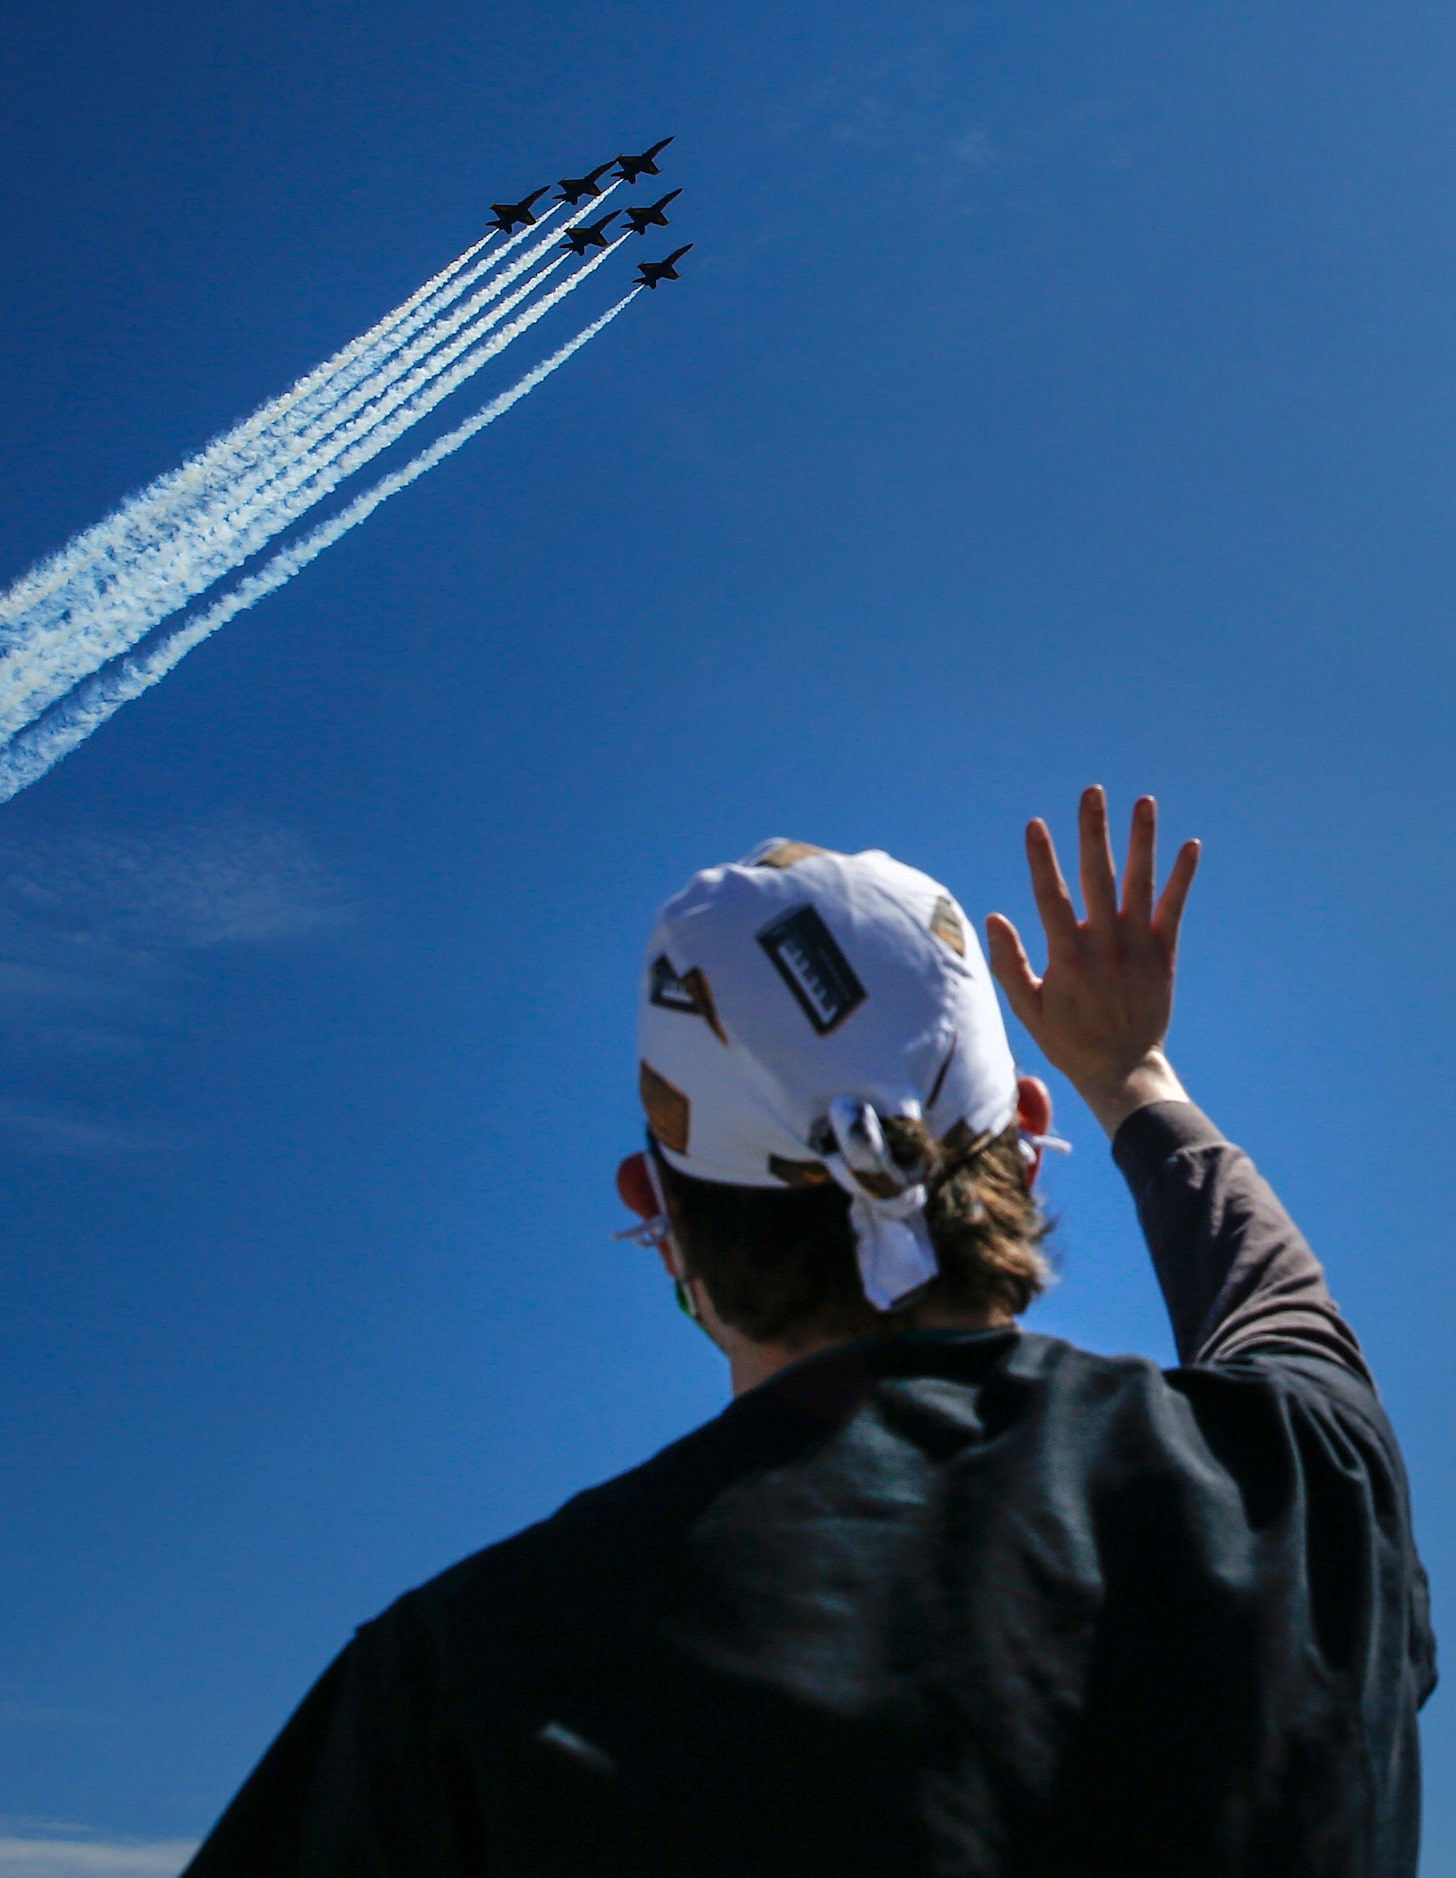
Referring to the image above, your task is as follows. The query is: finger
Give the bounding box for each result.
[1079,785,1119,928]
[1152,838,1201,951]
[985,913,1043,1030]
[1025,819,1080,950]
[1121,795,1156,929]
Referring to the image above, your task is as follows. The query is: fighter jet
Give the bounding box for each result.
[560,211,620,255]
[554,162,615,206]
[488,188,548,234]
[622,189,682,235]
[635,243,693,289]
[615,138,674,185]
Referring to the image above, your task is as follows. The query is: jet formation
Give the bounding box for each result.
[492,139,691,290]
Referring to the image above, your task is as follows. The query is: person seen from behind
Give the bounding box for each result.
[185,787,1435,1877]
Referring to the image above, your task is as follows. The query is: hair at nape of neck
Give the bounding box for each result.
[653,1118,1052,1352]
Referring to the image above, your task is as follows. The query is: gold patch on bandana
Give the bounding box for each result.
[849,1167,902,1201]
[640,1061,690,1155]
[929,894,966,957]
[681,967,728,1044]
[767,1155,834,1188]
[754,841,827,870]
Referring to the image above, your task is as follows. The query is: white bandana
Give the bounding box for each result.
[636,839,1018,1310]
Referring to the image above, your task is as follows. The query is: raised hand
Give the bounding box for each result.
[985,787,1200,1136]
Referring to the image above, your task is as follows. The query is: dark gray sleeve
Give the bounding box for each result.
[1112,1101,1371,1380]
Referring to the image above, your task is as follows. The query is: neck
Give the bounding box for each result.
[714,1305,1014,1399]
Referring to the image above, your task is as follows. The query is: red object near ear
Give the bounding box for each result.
[1015,1074,1054,1187]
[617,1151,659,1219]
[1016,1075,1052,1137]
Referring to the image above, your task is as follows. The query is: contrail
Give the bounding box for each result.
[0,250,574,709]
[153,193,604,550]
[0,202,598,719]
[0,291,641,804]
[0,238,623,739]
[295,188,616,446]
[165,188,610,522]
[0,239,626,740]
[0,231,493,638]
[0,200,578,644]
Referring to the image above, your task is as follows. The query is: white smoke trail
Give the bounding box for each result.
[0,201,601,717]
[297,187,615,447]
[0,197,579,643]
[0,251,573,717]
[0,291,640,804]
[0,239,627,741]
[147,188,613,536]
[140,191,607,560]
[0,231,491,638]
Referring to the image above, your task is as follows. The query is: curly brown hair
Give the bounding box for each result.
[654,1116,1052,1349]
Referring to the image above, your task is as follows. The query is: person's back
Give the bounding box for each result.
[184,791,1435,1876]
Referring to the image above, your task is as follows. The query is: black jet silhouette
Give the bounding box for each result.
[488,188,548,234]
[623,189,682,235]
[615,138,674,185]
[635,243,693,289]
[554,162,615,206]
[561,211,620,255]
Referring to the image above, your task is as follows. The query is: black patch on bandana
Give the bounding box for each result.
[757,905,866,1035]
[649,956,728,1043]
[650,954,698,1014]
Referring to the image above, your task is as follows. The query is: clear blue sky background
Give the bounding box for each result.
[1,0,1453,1868]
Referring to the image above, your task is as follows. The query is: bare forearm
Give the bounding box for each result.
[1072,1048,1191,1137]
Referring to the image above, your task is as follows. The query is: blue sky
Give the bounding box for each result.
[2,0,1454,1868]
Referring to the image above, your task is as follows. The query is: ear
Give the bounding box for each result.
[617,1151,658,1218]
[1016,1075,1053,1185]
[1016,1075,1052,1135]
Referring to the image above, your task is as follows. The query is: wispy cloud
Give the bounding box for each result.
[947,127,1005,173]
[0,1107,158,1156]
[0,818,351,954]
[0,1835,196,1878]
[0,814,354,1152]
[761,32,1138,225]
[0,1699,98,1727]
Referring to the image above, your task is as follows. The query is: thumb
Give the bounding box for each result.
[985,913,1042,1030]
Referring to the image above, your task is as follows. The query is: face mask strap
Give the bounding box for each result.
[611,1140,704,1325]
[648,1152,706,1324]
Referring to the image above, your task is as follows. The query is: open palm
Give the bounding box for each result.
[986,787,1199,1132]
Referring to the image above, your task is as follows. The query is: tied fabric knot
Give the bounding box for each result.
[821,1096,938,1312]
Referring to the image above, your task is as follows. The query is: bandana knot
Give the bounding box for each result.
[820,1097,938,1311]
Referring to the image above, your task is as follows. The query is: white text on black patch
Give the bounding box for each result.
[757,905,867,1034]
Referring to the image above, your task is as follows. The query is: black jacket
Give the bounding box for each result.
[185,1104,1436,1876]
